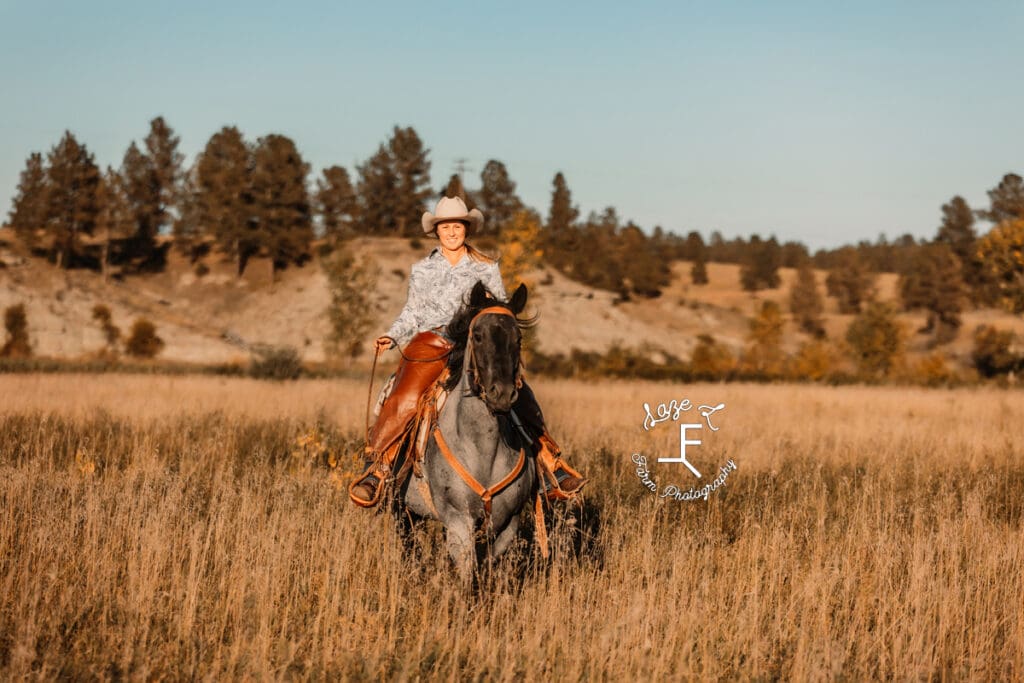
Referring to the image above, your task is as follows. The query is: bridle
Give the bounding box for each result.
[463,305,523,409]
[433,304,530,530]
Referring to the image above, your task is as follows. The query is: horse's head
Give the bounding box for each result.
[445,281,530,413]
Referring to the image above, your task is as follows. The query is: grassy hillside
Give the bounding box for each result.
[2,228,1021,373]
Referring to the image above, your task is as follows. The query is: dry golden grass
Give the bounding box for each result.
[2,374,1022,679]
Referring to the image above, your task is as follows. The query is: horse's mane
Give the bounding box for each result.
[443,283,537,392]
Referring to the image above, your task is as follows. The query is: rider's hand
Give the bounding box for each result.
[375,336,395,352]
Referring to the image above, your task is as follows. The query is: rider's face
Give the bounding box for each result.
[435,220,467,251]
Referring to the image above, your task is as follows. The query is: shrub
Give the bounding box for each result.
[911,351,957,387]
[249,345,303,381]
[91,304,121,351]
[845,301,904,378]
[690,334,736,379]
[125,319,164,358]
[322,245,379,362]
[786,339,836,381]
[1,303,31,358]
[971,325,1020,377]
[741,301,786,377]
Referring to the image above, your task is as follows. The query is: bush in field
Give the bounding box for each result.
[322,244,379,362]
[971,325,1020,377]
[845,301,905,378]
[741,300,786,378]
[789,260,826,338]
[91,304,121,353]
[786,339,837,381]
[826,247,876,314]
[125,318,164,358]
[910,351,958,387]
[1,303,32,358]
[249,345,303,381]
[690,334,736,379]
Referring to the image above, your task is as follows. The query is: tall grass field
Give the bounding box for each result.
[2,374,1022,679]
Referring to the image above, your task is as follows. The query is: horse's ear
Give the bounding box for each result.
[470,280,490,307]
[510,283,528,315]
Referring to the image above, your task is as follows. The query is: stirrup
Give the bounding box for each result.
[535,434,587,501]
[348,461,389,508]
[537,453,587,502]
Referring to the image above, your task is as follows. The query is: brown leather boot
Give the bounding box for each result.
[349,448,390,508]
[536,430,587,501]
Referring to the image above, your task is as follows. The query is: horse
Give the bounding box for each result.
[394,280,539,584]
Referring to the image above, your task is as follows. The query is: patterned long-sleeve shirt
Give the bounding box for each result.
[385,247,508,347]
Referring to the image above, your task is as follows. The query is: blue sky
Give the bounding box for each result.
[1,1,1021,250]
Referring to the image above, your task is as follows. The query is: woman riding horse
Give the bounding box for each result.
[349,195,587,507]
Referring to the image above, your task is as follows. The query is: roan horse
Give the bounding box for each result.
[394,281,539,583]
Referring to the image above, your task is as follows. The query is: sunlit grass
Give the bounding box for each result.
[1,374,1022,679]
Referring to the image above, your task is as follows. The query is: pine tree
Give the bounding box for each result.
[937,196,976,260]
[691,254,709,285]
[780,241,810,268]
[618,223,668,297]
[441,173,472,206]
[789,260,825,337]
[44,131,101,268]
[250,134,313,279]
[683,231,705,260]
[978,172,1024,224]
[143,116,184,236]
[388,126,432,236]
[825,247,876,314]
[936,195,986,302]
[355,144,397,234]
[546,171,578,235]
[172,163,206,262]
[119,141,160,267]
[196,126,255,275]
[315,166,357,244]
[686,231,710,284]
[7,152,49,250]
[898,242,965,343]
[478,160,521,237]
[94,167,133,279]
[739,235,781,291]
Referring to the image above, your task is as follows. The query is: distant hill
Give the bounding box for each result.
[1,227,1021,372]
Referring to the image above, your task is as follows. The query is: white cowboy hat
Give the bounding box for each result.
[421,196,484,235]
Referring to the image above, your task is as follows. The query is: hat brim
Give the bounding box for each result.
[422,208,484,235]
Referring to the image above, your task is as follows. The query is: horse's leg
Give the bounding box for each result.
[490,515,520,560]
[445,517,476,586]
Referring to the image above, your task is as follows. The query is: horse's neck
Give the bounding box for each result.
[438,364,515,475]
[443,365,493,430]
